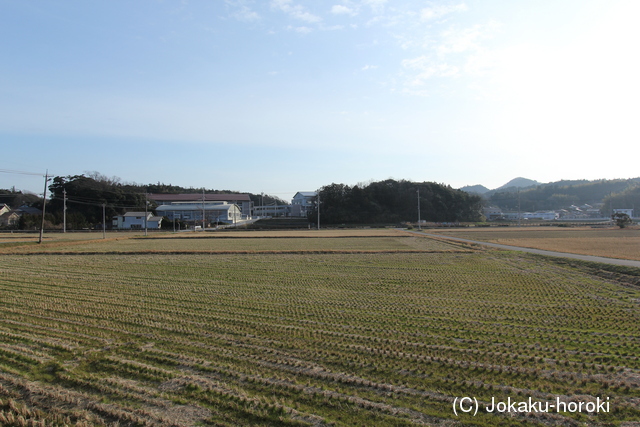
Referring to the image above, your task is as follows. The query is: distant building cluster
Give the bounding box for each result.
[1,191,322,231]
[109,191,318,230]
[482,204,635,222]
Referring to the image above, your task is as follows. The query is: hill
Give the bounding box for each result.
[459,184,490,194]
[487,178,640,212]
[495,177,540,190]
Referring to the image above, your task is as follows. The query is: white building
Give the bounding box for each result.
[524,211,559,221]
[113,212,163,229]
[482,206,503,221]
[501,211,559,221]
[155,202,242,225]
[148,193,252,218]
[253,204,290,217]
[291,191,317,217]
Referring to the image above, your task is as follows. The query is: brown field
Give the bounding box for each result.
[428,226,640,261]
[1,230,639,426]
[0,229,470,254]
[0,228,402,243]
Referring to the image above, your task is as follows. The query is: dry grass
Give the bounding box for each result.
[155,228,405,238]
[0,232,464,255]
[429,226,640,261]
[0,228,441,255]
[1,249,639,426]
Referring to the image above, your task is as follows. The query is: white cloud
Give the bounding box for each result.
[420,3,467,22]
[235,7,260,22]
[396,18,500,95]
[362,0,386,14]
[286,25,313,34]
[225,0,260,22]
[437,22,498,54]
[402,56,459,84]
[295,26,313,33]
[271,0,322,23]
[361,64,378,71]
[331,5,355,15]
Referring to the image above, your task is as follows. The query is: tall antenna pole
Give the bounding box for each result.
[38,170,49,244]
[63,188,67,233]
[517,188,521,227]
[417,189,421,230]
[202,188,206,230]
[144,192,148,236]
[317,191,320,230]
[610,192,613,219]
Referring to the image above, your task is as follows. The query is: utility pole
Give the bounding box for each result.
[102,203,106,239]
[63,188,67,233]
[144,192,148,236]
[517,188,521,227]
[609,192,613,220]
[417,189,421,230]
[202,188,206,230]
[38,170,49,244]
[317,191,320,230]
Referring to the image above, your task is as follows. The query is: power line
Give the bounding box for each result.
[0,168,44,176]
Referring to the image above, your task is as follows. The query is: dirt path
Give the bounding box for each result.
[414,231,640,268]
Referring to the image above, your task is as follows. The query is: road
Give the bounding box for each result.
[413,231,640,268]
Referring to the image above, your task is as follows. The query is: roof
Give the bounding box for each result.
[123,212,148,217]
[293,191,317,198]
[148,193,251,202]
[156,204,238,212]
[0,211,19,219]
[16,206,42,215]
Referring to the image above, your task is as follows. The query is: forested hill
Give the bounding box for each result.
[310,179,483,224]
[485,178,640,212]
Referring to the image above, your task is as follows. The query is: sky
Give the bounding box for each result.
[2,0,639,201]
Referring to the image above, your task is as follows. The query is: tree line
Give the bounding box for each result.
[309,180,483,225]
[3,175,482,229]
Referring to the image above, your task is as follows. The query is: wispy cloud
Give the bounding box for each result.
[290,25,313,34]
[398,12,500,95]
[362,0,387,14]
[331,5,357,16]
[437,23,497,54]
[225,0,261,22]
[271,0,322,23]
[420,3,468,22]
[401,56,460,92]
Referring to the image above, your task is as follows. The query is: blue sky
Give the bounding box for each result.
[2,0,639,201]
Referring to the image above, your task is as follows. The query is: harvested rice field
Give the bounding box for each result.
[429,227,640,261]
[0,231,464,255]
[0,231,639,426]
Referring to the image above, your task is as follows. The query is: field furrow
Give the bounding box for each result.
[1,233,639,425]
